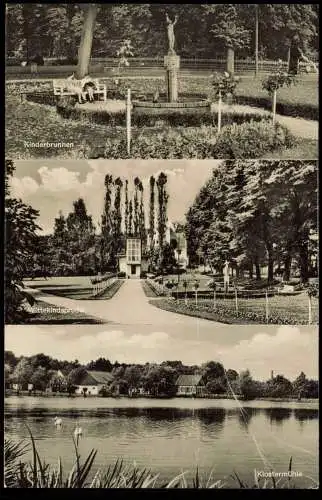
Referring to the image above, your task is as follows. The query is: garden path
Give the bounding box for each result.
[274,114,318,140]
[32,279,222,327]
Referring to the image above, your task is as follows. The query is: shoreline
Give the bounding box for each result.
[4,391,318,405]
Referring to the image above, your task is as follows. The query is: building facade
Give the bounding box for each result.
[175,374,206,396]
[118,237,148,278]
[74,370,114,396]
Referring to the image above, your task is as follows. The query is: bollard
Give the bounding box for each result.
[234,287,238,314]
[218,90,222,133]
[308,293,312,325]
[265,289,269,323]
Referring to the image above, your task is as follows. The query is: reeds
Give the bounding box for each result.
[4,427,318,489]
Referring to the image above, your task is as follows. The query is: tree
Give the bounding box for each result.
[76,4,98,79]
[206,378,226,394]
[149,176,156,251]
[205,4,250,73]
[12,358,33,389]
[239,369,260,400]
[101,174,114,270]
[5,160,40,323]
[202,361,225,383]
[266,374,293,398]
[112,177,123,258]
[65,198,97,275]
[30,367,49,391]
[86,357,112,372]
[156,172,169,272]
[133,176,141,237]
[124,179,129,236]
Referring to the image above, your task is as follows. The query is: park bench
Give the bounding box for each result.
[53,77,107,102]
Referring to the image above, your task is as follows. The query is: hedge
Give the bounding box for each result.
[237,95,318,121]
[101,121,294,159]
[55,104,271,129]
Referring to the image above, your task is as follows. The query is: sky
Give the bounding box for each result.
[11,159,218,235]
[5,324,318,381]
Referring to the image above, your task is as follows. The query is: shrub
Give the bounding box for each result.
[102,121,293,159]
[117,271,126,278]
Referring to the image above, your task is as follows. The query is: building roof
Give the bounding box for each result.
[176,374,204,386]
[78,370,114,386]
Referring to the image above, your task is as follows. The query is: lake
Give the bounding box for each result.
[4,396,319,488]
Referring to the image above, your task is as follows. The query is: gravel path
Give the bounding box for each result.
[32,279,222,328]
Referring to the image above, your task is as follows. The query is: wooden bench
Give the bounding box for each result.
[53,78,107,101]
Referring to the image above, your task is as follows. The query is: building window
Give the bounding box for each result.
[127,239,141,263]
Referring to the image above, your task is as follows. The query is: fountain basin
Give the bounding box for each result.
[132,94,211,114]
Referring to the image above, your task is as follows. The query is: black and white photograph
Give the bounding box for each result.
[4,323,319,489]
[5,3,318,159]
[3,2,320,492]
[5,159,318,327]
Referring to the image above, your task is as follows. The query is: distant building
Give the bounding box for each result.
[147,221,188,269]
[74,370,114,396]
[118,237,148,278]
[175,374,206,396]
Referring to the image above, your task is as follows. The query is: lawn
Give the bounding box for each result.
[20,300,105,325]
[23,276,124,300]
[5,72,318,159]
[235,73,318,110]
[150,292,318,325]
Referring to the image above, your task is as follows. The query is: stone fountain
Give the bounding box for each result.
[132,13,210,114]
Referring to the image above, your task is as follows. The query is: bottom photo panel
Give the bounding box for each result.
[4,324,318,490]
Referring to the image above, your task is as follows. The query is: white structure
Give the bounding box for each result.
[118,237,147,278]
[74,370,114,396]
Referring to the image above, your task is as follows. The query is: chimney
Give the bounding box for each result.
[271,370,274,380]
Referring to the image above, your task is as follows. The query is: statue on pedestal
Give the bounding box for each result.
[166,13,178,54]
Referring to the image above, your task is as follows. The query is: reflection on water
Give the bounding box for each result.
[4,397,319,488]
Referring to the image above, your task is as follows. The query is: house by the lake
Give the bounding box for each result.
[175,374,206,397]
[74,370,114,396]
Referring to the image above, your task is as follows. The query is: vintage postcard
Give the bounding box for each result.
[4,3,319,492]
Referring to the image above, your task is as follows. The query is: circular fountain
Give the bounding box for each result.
[132,13,211,115]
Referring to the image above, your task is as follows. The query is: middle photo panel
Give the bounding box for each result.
[5,158,318,328]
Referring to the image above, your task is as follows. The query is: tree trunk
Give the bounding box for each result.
[76,4,98,79]
[249,264,253,280]
[227,47,234,74]
[288,37,300,75]
[255,260,261,281]
[267,245,274,283]
[283,252,292,281]
[298,242,309,284]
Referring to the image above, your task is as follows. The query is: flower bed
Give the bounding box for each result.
[145,279,165,297]
[102,121,294,159]
[150,298,317,325]
[6,75,318,121]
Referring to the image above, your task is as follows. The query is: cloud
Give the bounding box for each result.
[5,325,318,380]
[216,326,318,380]
[10,176,39,198]
[38,166,81,192]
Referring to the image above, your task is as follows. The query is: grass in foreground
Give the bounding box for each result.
[150,295,318,325]
[4,429,318,489]
[38,279,124,301]
[20,300,105,325]
[5,93,315,160]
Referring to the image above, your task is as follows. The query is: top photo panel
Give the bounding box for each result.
[5,4,318,160]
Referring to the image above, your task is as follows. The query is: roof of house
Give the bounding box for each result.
[78,370,114,386]
[176,374,204,386]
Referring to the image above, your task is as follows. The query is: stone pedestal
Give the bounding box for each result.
[164,53,180,102]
